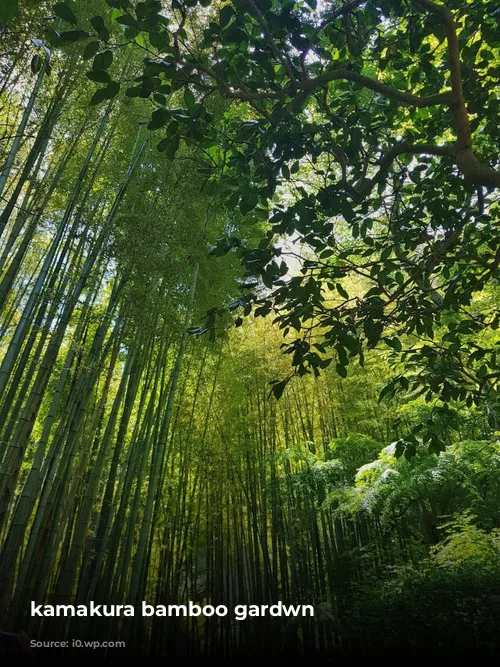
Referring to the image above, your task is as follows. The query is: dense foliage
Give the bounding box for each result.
[20,0,500,454]
[0,0,499,658]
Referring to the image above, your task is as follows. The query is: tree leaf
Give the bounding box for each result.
[58,30,90,43]
[148,109,169,130]
[31,54,43,74]
[0,0,17,23]
[103,80,120,99]
[83,41,100,60]
[53,2,77,24]
[239,196,257,215]
[336,363,347,378]
[384,337,402,352]
[89,81,120,105]
[93,50,113,70]
[336,283,349,299]
[157,134,180,159]
[184,88,195,108]
[90,15,109,41]
[89,88,109,106]
[271,379,287,400]
[90,15,105,30]
[86,70,111,83]
[116,13,137,26]
[219,5,234,29]
[149,30,170,50]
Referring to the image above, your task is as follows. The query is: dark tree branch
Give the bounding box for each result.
[246,0,297,83]
[295,68,453,107]
[301,0,367,69]
[413,0,500,188]
[349,142,455,200]
[200,65,453,108]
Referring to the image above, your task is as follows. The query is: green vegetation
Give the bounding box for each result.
[0,0,499,658]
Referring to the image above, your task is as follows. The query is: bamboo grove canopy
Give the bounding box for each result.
[16,0,499,457]
[0,0,499,658]
[4,0,500,444]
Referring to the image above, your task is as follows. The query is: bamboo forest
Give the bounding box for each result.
[0,0,499,659]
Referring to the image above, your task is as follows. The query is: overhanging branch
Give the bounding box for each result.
[413,0,500,188]
[296,69,453,107]
[247,0,297,83]
[201,66,453,108]
[348,142,456,201]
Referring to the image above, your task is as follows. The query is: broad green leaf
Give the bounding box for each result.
[93,50,113,70]
[83,41,100,59]
[125,86,141,97]
[184,88,195,108]
[58,30,90,43]
[86,70,111,83]
[89,80,119,105]
[336,363,347,378]
[0,0,17,23]
[31,54,43,74]
[53,2,77,24]
[219,5,234,29]
[336,283,349,299]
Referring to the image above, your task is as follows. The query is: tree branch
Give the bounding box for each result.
[413,0,500,188]
[301,0,367,69]
[202,66,453,108]
[247,0,297,83]
[296,68,453,107]
[349,142,455,200]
